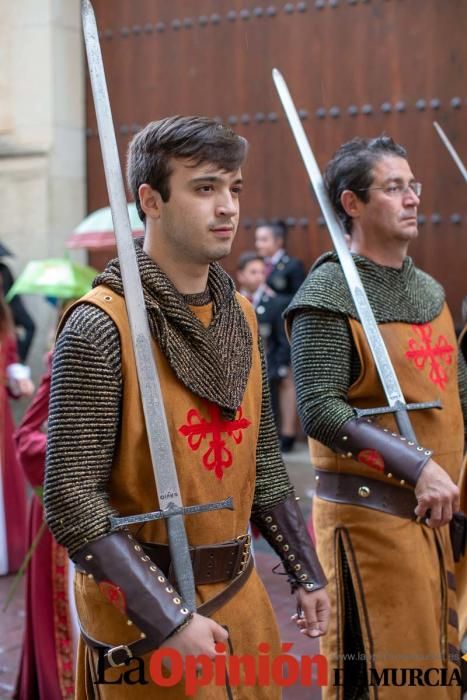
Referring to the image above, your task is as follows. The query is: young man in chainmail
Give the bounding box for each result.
[286,136,466,699]
[44,116,330,699]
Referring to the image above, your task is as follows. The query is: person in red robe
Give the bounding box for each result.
[14,351,78,699]
[0,292,33,575]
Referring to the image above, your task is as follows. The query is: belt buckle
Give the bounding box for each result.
[106,644,133,668]
[236,533,251,574]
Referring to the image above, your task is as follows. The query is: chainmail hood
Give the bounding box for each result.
[95,246,252,420]
[285,252,445,325]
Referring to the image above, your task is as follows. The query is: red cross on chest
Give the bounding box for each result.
[178,403,251,480]
[405,323,454,390]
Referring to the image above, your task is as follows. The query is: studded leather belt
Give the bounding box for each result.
[142,535,251,586]
[315,469,418,520]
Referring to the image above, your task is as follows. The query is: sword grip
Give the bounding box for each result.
[394,407,417,443]
[167,514,197,612]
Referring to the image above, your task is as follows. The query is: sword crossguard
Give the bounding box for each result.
[109,496,234,531]
[355,400,442,419]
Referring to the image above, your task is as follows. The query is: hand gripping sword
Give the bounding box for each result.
[433,121,467,183]
[81,0,233,612]
[272,68,441,439]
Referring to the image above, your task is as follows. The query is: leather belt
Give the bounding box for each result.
[315,469,418,520]
[79,535,253,670]
[76,535,251,583]
[142,535,251,585]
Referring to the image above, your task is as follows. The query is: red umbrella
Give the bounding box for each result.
[67,203,144,250]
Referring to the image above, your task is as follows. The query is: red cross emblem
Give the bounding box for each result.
[98,581,127,614]
[178,403,251,480]
[405,323,454,390]
[357,449,385,473]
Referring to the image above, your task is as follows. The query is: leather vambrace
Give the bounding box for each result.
[252,492,327,593]
[73,530,193,649]
[333,418,433,487]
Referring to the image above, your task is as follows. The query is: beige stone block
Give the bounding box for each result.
[53,27,85,128]
[50,127,86,189]
[0,7,13,133]
[0,156,58,365]
[9,0,51,28]
[0,156,49,255]
[11,25,53,144]
[52,0,81,30]
[50,125,85,178]
[47,173,86,254]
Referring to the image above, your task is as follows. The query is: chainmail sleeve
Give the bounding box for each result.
[290,309,361,447]
[251,336,293,516]
[44,303,122,556]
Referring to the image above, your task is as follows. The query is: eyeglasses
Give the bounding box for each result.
[356,182,422,198]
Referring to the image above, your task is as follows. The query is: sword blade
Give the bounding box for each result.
[272,68,417,441]
[433,121,467,183]
[81,0,196,609]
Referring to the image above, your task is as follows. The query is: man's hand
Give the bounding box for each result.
[414,458,460,528]
[18,378,35,397]
[161,612,228,661]
[9,377,35,398]
[291,587,330,638]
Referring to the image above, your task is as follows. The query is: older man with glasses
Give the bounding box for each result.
[285,136,466,699]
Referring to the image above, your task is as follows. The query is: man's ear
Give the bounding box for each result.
[340,189,361,221]
[138,184,162,220]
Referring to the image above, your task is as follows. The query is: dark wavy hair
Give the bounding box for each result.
[127,116,248,222]
[324,135,407,234]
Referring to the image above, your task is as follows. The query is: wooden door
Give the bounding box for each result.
[86,0,466,324]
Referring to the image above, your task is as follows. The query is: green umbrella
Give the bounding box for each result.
[5,258,98,302]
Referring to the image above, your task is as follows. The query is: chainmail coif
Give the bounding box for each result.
[94,246,252,421]
[286,251,445,323]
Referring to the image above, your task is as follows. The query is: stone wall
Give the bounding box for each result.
[0,0,86,374]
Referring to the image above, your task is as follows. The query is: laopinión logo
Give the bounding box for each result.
[95,643,463,695]
[95,643,328,695]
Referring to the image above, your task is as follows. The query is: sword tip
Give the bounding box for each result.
[81,0,93,16]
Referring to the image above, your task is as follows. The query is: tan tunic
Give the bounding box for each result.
[456,324,467,642]
[72,286,282,699]
[311,304,464,699]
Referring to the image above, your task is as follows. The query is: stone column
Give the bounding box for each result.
[0,0,86,371]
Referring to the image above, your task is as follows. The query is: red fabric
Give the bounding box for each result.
[14,353,74,700]
[357,449,385,473]
[98,581,127,614]
[1,334,27,572]
[14,355,50,487]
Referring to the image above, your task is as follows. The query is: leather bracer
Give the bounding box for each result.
[333,418,433,487]
[73,530,193,648]
[252,493,327,593]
